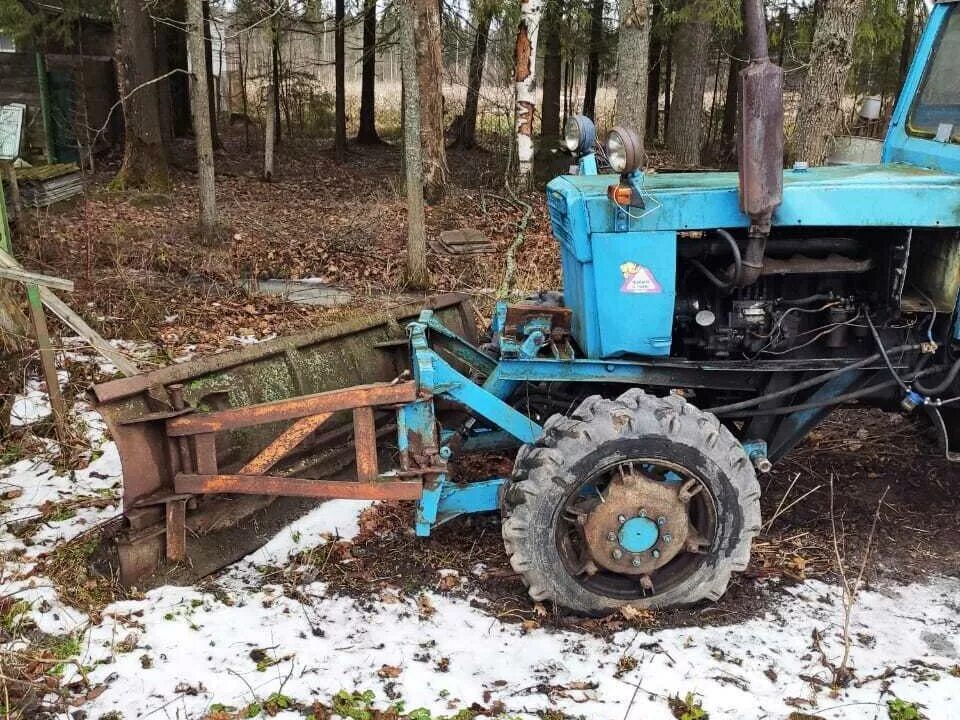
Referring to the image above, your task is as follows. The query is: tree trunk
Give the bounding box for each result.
[335,0,347,161]
[271,1,282,143]
[187,0,217,240]
[614,0,650,138]
[399,0,429,288]
[114,0,170,189]
[645,2,662,142]
[453,6,492,149]
[719,30,743,158]
[515,0,543,184]
[898,0,917,88]
[540,0,562,140]
[663,41,672,133]
[264,83,276,181]
[156,19,173,144]
[791,0,868,165]
[666,13,711,167]
[356,0,381,144]
[582,0,604,118]
[168,0,191,137]
[202,0,222,150]
[415,0,447,203]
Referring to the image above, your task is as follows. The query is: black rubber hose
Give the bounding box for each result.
[690,228,742,290]
[718,364,950,418]
[865,310,910,393]
[913,356,960,395]
[705,343,922,415]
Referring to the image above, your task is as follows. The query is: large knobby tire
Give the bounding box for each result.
[501,388,761,615]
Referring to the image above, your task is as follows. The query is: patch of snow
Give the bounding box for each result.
[226,499,372,575]
[9,374,66,426]
[66,570,960,720]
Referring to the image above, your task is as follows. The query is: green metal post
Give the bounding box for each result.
[0,171,11,253]
[35,51,57,164]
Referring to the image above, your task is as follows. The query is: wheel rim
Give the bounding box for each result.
[554,457,719,601]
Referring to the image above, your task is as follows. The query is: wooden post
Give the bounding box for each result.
[26,284,69,442]
[3,162,22,220]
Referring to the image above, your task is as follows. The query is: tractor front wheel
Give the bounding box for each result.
[500,389,761,615]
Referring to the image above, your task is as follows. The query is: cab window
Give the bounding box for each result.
[909,5,960,143]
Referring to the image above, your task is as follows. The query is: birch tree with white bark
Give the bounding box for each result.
[514,0,543,185]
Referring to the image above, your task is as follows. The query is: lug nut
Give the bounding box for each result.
[617,514,626,523]
[651,549,661,559]
[607,531,617,542]
[638,508,646,517]
[631,557,643,568]
[612,548,623,560]
[663,534,672,544]
[657,516,666,526]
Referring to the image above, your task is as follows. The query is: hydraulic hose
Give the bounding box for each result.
[865,310,911,393]
[704,344,922,415]
[718,364,950,418]
[912,357,960,396]
[690,228,743,291]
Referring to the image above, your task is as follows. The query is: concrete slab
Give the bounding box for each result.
[241,278,352,306]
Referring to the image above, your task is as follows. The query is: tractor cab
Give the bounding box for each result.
[883,0,960,174]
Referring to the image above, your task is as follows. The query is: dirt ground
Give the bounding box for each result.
[5,127,960,635]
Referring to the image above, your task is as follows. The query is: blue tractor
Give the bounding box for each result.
[96,0,960,614]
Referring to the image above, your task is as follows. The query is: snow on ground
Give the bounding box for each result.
[2,372,959,719]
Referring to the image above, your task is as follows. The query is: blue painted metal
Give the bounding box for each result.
[618,516,659,552]
[435,477,504,520]
[548,163,960,359]
[882,2,960,174]
[742,439,769,467]
[579,153,598,176]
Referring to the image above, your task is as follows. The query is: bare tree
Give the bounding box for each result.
[115,0,170,189]
[515,0,543,184]
[414,0,448,203]
[399,0,429,288]
[614,0,651,138]
[791,0,868,165]
[452,2,494,149]
[582,0,604,118]
[540,0,563,140]
[666,4,712,166]
[186,0,217,239]
[335,0,347,161]
[357,0,381,144]
[264,83,276,180]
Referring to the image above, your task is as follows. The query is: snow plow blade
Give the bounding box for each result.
[93,294,476,587]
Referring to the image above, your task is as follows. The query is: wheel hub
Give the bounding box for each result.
[618,516,659,553]
[582,470,697,576]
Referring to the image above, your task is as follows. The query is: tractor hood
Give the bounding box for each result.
[547,163,960,249]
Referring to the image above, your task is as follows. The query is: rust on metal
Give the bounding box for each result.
[239,412,332,475]
[166,382,416,437]
[352,406,378,481]
[165,498,187,561]
[175,473,423,500]
[193,433,218,474]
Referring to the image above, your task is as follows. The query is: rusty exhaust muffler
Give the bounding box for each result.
[735,0,784,287]
[93,294,476,587]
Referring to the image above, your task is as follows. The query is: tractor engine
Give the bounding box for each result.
[673,227,913,360]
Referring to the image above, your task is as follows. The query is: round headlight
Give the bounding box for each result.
[606,126,643,174]
[563,114,596,155]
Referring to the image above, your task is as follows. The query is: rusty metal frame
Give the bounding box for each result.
[138,381,428,567]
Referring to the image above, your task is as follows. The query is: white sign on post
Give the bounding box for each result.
[0,103,26,160]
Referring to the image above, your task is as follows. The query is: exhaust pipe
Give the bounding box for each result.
[735,0,784,287]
